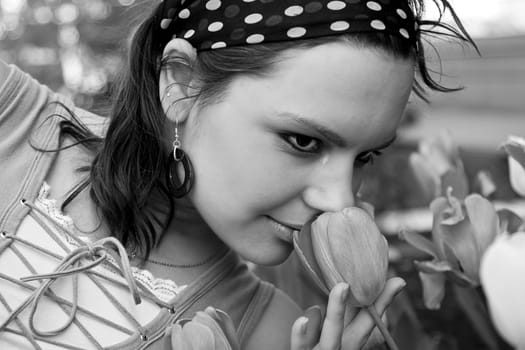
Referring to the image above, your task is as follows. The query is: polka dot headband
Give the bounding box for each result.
[157,0,418,51]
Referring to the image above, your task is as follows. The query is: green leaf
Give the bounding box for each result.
[398,229,438,258]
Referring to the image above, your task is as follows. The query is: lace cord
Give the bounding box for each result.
[0,198,169,349]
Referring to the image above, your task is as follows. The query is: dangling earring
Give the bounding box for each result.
[167,118,194,198]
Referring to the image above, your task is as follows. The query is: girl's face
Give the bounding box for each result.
[182,42,414,265]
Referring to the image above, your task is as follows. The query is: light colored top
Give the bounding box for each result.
[0,60,301,349]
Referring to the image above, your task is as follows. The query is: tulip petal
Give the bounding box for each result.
[419,135,453,176]
[497,208,524,234]
[418,271,446,309]
[324,208,388,306]
[171,324,193,350]
[441,167,469,200]
[312,214,346,291]
[474,170,496,198]
[356,199,375,219]
[398,229,438,259]
[409,153,441,203]
[430,197,451,260]
[435,130,463,168]
[502,136,525,197]
[440,217,481,284]
[501,135,525,168]
[441,190,465,225]
[293,227,330,296]
[508,157,525,197]
[212,308,240,350]
[183,321,216,349]
[465,194,499,256]
[480,233,525,348]
[414,259,452,274]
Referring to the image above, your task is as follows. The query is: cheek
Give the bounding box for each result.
[188,123,303,214]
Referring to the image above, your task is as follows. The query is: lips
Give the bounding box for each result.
[266,216,303,231]
[265,216,303,244]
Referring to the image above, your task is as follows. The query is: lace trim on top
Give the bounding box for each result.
[35,182,187,303]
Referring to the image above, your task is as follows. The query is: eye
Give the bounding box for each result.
[282,133,322,153]
[355,150,382,167]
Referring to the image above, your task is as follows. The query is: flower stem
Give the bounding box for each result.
[366,305,399,350]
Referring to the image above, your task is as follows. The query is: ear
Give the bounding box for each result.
[159,38,199,124]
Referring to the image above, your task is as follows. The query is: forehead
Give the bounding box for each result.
[223,42,415,146]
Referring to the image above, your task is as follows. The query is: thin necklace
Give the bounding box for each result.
[145,248,225,269]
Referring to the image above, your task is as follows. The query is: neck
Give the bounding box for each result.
[145,193,226,269]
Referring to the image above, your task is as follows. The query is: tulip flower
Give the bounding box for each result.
[400,192,499,309]
[293,207,398,350]
[501,135,525,197]
[409,131,469,203]
[165,306,240,350]
[480,232,525,350]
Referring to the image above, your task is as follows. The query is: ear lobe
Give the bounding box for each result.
[159,38,199,123]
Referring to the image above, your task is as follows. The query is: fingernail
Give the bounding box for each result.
[340,283,349,302]
[395,281,407,295]
[299,317,309,335]
[305,305,322,316]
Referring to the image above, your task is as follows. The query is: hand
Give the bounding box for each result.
[290,277,406,350]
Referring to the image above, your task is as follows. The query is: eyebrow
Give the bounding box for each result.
[275,111,398,151]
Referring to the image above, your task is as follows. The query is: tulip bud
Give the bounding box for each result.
[168,307,240,350]
[502,135,525,197]
[310,207,389,306]
[480,232,525,350]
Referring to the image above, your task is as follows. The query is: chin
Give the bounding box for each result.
[241,243,294,266]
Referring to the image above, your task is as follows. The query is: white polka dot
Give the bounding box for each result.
[160,18,172,29]
[397,9,407,19]
[245,13,263,24]
[246,34,264,44]
[327,1,346,11]
[399,28,409,39]
[242,0,256,2]
[211,41,227,49]
[178,9,190,19]
[366,1,382,11]
[205,0,221,11]
[370,20,386,30]
[183,29,195,39]
[287,27,307,38]
[208,21,223,32]
[284,5,304,17]
[330,21,350,31]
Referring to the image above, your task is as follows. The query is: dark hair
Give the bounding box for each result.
[60,0,476,258]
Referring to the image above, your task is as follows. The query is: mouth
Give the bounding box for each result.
[265,216,302,243]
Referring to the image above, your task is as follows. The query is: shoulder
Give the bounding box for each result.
[243,287,302,350]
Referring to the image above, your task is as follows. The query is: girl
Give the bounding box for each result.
[0,0,475,349]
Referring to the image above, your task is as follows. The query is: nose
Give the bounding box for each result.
[302,156,356,213]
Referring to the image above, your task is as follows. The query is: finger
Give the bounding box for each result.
[291,316,310,350]
[342,277,405,348]
[319,283,349,350]
[303,305,323,345]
